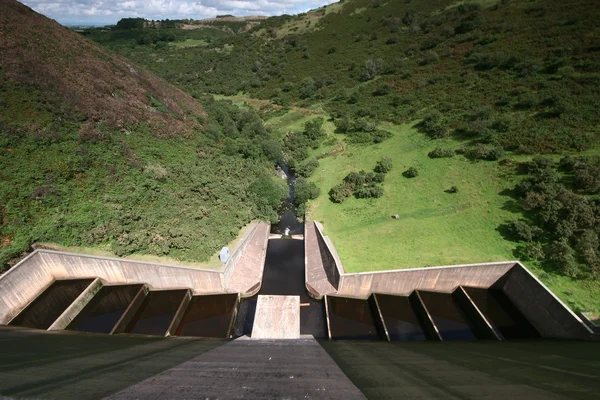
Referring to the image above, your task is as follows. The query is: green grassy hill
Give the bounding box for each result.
[3,0,599,313]
[0,0,286,268]
[83,0,600,313]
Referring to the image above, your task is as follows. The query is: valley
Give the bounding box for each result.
[1,0,599,317]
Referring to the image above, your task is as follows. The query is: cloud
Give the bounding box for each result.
[20,0,338,25]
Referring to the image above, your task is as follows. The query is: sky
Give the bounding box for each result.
[20,0,338,26]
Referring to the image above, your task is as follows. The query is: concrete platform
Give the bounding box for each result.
[108,338,366,400]
[252,295,300,339]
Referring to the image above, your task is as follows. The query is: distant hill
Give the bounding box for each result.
[0,0,205,137]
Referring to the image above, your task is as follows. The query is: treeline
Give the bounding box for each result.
[508,157,600,278]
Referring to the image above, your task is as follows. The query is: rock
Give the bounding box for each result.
[392,214,400,219]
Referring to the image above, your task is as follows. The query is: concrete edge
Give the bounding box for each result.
[453,286,502,341]
[410,290,442,341]
[324,295,332,340]
[166,289,193,337]
[313,221,346,277]
[513,262,595,335]
[48,278,104,331]
[370,294,390,341]
[342,260,519,276]
[0,251,45,284]
[28,249,224,274]
[237,222,270,298]
[6,277,56,326]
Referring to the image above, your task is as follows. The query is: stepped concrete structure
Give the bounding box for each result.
[1,219,599,399]
[0,221,270,325]
[305,221,598,341]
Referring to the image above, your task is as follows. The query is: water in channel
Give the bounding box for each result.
[235,163,327,338]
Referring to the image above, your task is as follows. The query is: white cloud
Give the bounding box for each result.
[20,0,338,25]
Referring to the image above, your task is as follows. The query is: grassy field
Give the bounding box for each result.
[168,39,208,47]
[307,123,600,313]
[34,221,255,271]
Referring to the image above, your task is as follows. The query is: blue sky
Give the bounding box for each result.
[21,0,338,26]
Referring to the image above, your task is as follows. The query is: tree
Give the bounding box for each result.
[375,157,393,173]
[509,220,542,242]
[304,117,326,143]
[296,157,319,177]
[360,59,384,81]
[329,183,352,203]
[334,116,351,133]
[116,18,145,29]
[549,238,579,277]
[294,177,320,206]
[403,167,419,178]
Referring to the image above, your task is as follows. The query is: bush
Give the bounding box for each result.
[373,130,393,143]
[428,147,455,158]
[403,167,419,178]
[329,183,353,203]
[420,109,449,139]
[509,220,542,242]
[356,184,384,198]
[386,35,399,45]
[375,157,393,173]
[294,177,320,206]
[421,50,440,65]
[295,157,319,178]
[360,59,384,81]
[458,144,504,161]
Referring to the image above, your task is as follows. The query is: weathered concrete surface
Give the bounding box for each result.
[337,262,516,298]
[48,278,104,331]
[226,221,270,296]
[8,278,95,329]
[0,221,270,324]
[108,338,366,400]
[38,251,224,295]
[0,326,226,399]
[252,295,300,339]
[499,264,596,340]
[320,340,599,399]
[305,222,340,298]
[0,252,55,325]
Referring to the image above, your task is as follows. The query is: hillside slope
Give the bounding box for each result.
[89,0,600,313]
[0,0,205,136]
[0,0,286,269]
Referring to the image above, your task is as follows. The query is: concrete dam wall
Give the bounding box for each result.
[0,222,271,325]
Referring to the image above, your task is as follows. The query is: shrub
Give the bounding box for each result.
[294,177,320,206]
[403,167,419,178]
[549,238,580,277]
[343,170,368,191]
[373,83,393,96]
[329,183,353,203]
[295,157,319,178]
[509,220,542,242]
[360,59,384,81]
[420,109,449,139]
[458,144,504,161]
[373,130,393,143]
[428,147,455,158]
[448,186,459,193]
[356,184,384,198]
[386,35,399,45]
[375,157,393,173]
[421,50,440,65]
[334,116,351,133]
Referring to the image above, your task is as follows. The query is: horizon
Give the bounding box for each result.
[19,0,338,27]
